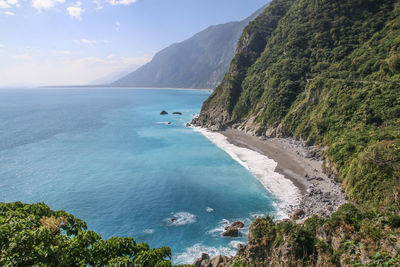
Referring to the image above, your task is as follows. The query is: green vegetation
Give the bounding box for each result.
[233,205,400,266]
[201,0,400,210]
[3,0,400,266]
[0,202,173,266]
[197,0,400,265]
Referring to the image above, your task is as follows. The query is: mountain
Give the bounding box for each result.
[111,5,266,89]
[194,0,400,265]
[90,68,135,85]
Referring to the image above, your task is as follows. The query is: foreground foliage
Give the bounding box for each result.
[231,204,400,266]
[0,202,172,266]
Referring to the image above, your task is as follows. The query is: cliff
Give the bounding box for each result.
[195,0,400,211]
[111,6,265,89]
[193,0,400,265]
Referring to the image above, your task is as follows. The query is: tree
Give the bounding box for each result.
[0,202,172,266]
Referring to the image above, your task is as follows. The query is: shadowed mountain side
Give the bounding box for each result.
[111,4,267,89]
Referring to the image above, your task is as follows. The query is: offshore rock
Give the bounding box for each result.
[222,226,239,237]
[228,221,245,229]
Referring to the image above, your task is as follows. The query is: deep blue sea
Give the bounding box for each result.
[0,88,277,264]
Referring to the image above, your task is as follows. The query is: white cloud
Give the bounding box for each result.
[67,1,83,20]
[0,44,4,48]
[4,10,14,15]
[116,21,120,31]
[103,39,109,43]
[7,0,18,5]
[76,39,97,46]
[32,0,65,11]
[108,0,136,6]
[0,0,10,9]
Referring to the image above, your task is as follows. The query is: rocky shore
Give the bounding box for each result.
[190,124,348,266]
[191,124,347,220]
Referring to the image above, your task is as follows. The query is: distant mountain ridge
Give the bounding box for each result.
[111,5,266,89]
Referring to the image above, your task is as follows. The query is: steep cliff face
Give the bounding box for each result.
[196,0,400,209]
[111,6,265,89]
[195,0,295,130]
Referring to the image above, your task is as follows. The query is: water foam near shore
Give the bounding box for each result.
[194,127,301,217]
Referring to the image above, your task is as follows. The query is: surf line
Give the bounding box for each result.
[193,127,301,218]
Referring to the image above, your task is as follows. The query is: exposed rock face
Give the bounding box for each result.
[193,254,231,267]
[194,253,211,267]
[222,226,238,237]
[230,221,245,229]
[221,221,245,237]
[290,208,305,220]
[193,0,293,131]
[111,6,266,89]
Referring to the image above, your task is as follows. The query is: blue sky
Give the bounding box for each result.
[0,0,266,86]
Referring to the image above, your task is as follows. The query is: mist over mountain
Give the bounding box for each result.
[111,5,266,89]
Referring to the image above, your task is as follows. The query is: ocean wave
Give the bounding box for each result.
[229,240,244,249]
[173,243,236,265]
[206,207,214,213]
[193,127,301,218]
[165,212,197,226]
[143,229,154,234]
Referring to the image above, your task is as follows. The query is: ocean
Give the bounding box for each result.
[0,88,281,264]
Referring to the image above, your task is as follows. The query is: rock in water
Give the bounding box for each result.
[160,110,168,115]
[173,112,182,115]
[222,226,239,237]
[221,221,244,237]
[229,221,244,229]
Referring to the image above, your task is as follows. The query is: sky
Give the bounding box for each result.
[0,0,266,87]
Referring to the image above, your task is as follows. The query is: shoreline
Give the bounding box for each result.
[194,126,347,220]
[193,127,301,218]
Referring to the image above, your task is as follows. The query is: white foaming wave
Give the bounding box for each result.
[194,127,301,217]
[173,243,236,265]
[229,240,244,249]
[206,218,230,235]
[143,229,154,234]
[206,207,214,213]
[166,212,197,226]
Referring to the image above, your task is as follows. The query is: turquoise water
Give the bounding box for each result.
[0,88,277,263]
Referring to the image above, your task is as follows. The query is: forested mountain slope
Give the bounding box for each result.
[196,0,400,210]
[111,6,265,89]
[194,0,400,265]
